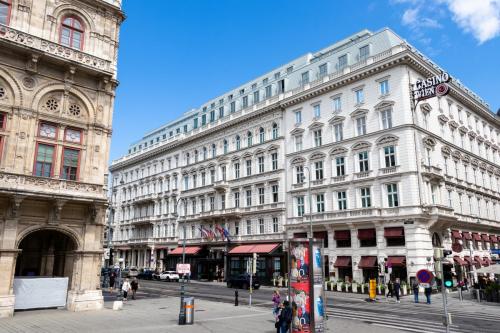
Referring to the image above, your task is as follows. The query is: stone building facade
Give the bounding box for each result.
[0,0,123,317]
[109,28,500,286]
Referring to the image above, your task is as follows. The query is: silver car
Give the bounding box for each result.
[159,270,179,282]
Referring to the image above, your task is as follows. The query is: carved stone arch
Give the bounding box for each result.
[197,165,206,171]
[254,148,265,156]
[351,141,372,151]
[328,115,345,124]
[308,121,324,130]
[423,137,437,148]
[266,144,279,152]
[0,68,23,107]
[329,146,348,156]
[461,155,471,164]
[441,146,452,156]
[451,150,462,160]
[52,4,97,35]
[309,152,326,161]
[231,155,240,162]
[290,156,306,165]
[242,152,253,159]
[290,128,305,135]
[470,159,479,167]
[419,102,432,113]
[350,108,369,118]
[189,167,197,174]
[376,134,399,146]
[374,100,395,110]
[487,165,495,174]
[16,225,83,251]
[479,162,487,170]
[217,156,228,163]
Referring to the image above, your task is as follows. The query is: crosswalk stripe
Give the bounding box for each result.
[371,323,463,333]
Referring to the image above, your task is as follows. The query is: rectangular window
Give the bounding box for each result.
[338,54,347,69]
[246,189,252,207]
[319,63,328,77]
[332,97,341,112]
[294,110,302,124]
[315,161,324,180]
[258,187,265,205]
[242,96,248,108]
[359,151,369,172]
[337,191,347,210]
[272,184,278,203]
[356,116,366,135]
[219,106,224,118]
[210,196,215,211]
[295,135,303,152]
[272,217,279,233]
[61,148,79,180]
[334,123,343,142]
[184,176,189,190]
[301,72,309,85]
[265,85,272,98]
[336,157,345,176]
[296,165,304,184]
[316,194,325,212]
[297,196,305,216]
[259,219,264,234]
[234,163,240,179]
[221,165,226,181]
[210,169,215,183]
[39,122,57,139]
[381,109,392,129]
[246,220,252,235]
[253,91,260,104]
[277,79,285,94]
[379,80,389,95]
[34,144,55,177]
[201,172,206,186]
[355,89,364,104]
[359,45,370,59]
[361,187,371,208]
[210,110,215,122]
[183,125,188,133]
[384,146,396,167]
[314,129,322,147]
[313,104,321,118]
[271,153,278,170]
[234,192,240,208]
[387,183,399,207]
[230,101,236,113]
[258,156,264,173]
[246,159,252,176]
[193,118,198,129]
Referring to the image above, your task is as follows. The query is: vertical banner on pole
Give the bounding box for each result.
[289,238,325,333]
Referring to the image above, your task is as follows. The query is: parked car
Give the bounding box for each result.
[138,269,154,280]
[226,273,260,290]
[152,271,162,280]
[122,267,139,278]
[159,271,180,282]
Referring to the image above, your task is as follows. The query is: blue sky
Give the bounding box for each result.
[111,0,500,162]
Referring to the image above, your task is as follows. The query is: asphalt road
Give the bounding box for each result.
[103,279,500,333]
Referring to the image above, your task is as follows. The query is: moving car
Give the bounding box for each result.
[159,271,180,282]
[226,273,260,290]
[122,267,139,278]
[138,269,154,280]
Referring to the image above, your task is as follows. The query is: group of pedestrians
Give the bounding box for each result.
[272,290,292,333]
[386,278,401,303]
[386,278,433,304]
[107,271,139,301]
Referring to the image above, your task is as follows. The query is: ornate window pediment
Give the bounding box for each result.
[461,155,470,164]
[328,115,345,124]
[217,156,228,163]
[189,168,197,174]
[374,100,395,110]
[309,152,326,161]
[470,159,479,167]
[438,114,449,124]
[423,137,437,148]
[329,146,348,156]
[206,163,216,169]
[290,156,306,165]
[476,136,485,143]
[451,150,462,160]
[458,126,468,134]
[254,148,265,156]
[487,165,494,174]
[420,102,432,113]
[231,155,240,161]
[351,141,371,151]
[479,162,487,170]
[468,131,477,139]
[441,146,452,155]
[242,152,253,159]
[290,127,305,135]
[376,134,399,146]
[308,121,324,130]
[350,108,369,118]
[448,120,459,129]
[266,144,279,152]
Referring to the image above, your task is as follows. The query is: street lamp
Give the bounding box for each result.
[174,196,187,325]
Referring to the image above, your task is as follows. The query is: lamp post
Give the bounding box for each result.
[175,196,187,325]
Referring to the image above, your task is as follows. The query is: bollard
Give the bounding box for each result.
[235,290,239,306]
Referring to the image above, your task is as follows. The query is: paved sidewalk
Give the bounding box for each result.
[0,296,399,333]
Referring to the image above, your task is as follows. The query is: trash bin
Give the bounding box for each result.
[184,297,194,324]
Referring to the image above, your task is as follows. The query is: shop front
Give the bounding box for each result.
[386,256,407,281]
[334,256,352,281]
[358,256,378,283]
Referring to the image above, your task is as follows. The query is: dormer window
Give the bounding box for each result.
[60,16,84,50]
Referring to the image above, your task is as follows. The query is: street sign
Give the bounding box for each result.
[416,269,434,284]
[419,283,430,288]
[176,263,191,274]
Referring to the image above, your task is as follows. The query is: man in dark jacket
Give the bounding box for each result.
[278,300,292,333]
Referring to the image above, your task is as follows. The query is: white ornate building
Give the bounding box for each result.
[109,28,500,285]
[0,0,123,317]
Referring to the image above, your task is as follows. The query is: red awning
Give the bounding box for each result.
[462,232,472,240]
[229,243,280,255]
[334,256,352,268]
[472,233,482,241]
[358,229,376,240]
[384,227,405,238]
[481,234,490,241]
[464,256,475,265]
[474,256,485,267]
[387,256,406,267]
[358,256,377,268]
[454,256,467,266]
[334,230,351,240]
[451,230,462,239]
[169,246,201,255]
[490,235,499,243]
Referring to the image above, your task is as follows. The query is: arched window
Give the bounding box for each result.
[211,143,216,157]
[60,16,84,50]
[223,139,228,154]
[259,127,265,143]
[272,123,279,139]
[235,135,241,150]
[0,0,12,25]
[432,232,442,248]
[247,131,253,146]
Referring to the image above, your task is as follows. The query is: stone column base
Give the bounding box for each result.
[0,294,15,318]
[66,290,103,312]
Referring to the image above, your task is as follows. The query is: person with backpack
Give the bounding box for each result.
[130,278,139,300]
[412,279,420,303]
[278,300,292,333]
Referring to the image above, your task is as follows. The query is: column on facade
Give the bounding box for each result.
[0,213,20,318]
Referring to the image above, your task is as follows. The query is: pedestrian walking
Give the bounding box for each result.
[412,279,419,303]
[464,277,469,291]
[109,271,116,292]
[424,286,432,304]
[394,278,401,303]
[277,300,292,333]
[386,280,394,298]
[272,290,281,317]
[130,277,139,300]
[122,278,131,301]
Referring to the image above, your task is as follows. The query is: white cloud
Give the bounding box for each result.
[402,8,419,26]
[444,0,500,43]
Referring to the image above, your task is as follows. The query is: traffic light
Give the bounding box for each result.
[443,265,453,288]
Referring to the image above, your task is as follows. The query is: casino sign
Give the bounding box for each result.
[413,72,450,101]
